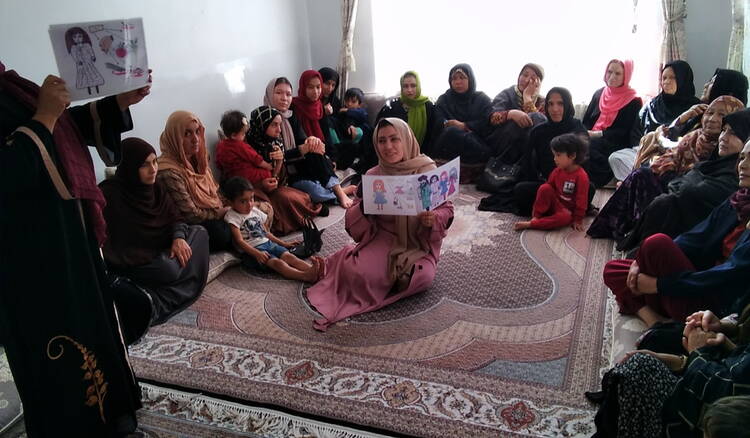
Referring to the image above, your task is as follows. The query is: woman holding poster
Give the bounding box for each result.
[305,118,454,331]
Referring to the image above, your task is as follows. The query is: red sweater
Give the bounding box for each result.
[546,166,589,222]
[215,138,271,185]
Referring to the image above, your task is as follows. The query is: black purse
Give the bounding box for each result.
[290,217,324,259]
[477,156,523,193]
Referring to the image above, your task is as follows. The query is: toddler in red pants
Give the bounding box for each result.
[515,133,589,231]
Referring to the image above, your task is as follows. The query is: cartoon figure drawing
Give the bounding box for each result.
[430,174,441,207]
[393,185,405,209]
[65,27,104,95]
[439,171,449,201]
[418,175,432,211]
[89,23,143,77]
[448,167,458,196]
[373,179,387,211]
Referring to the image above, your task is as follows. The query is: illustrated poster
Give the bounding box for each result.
[49,18,149,101]
[363,158,460,215]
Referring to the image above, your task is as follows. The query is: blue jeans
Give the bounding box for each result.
[291,176,340,203]
[241,240,288,271]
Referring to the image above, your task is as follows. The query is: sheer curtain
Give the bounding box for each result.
[371,0,663,104]
[660,0,687,64]
[728,0,745,70]
[338,0,359,101]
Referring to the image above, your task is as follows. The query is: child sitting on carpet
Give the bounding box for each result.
[222,176,322,282]
[515,133,589,232]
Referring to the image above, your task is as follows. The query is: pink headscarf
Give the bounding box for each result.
[593,59,638,131]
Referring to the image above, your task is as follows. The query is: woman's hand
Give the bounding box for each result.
[324,103,333,115]
[508,109,532,128]
[261,177,278,192]
[683,325,720,353]
[522,77,541,104]
[417,211,435,228]
[682,104,707,123]
[444,119,468,131]
[170,238,192,268]
[303,136,325,155]
[626,261,640,294]
[33,75,71,133]
[490,112,504,125]
[619,350,685,372]
[116,69,153,111]
[685,310,722,333]
[269,149,284,161]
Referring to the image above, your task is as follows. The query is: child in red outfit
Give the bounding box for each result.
[515,133,589,231]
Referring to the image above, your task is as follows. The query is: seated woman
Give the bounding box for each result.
[288,71,356,208]
[588,95,744,241]
[432,63,493,166]
[100,137,209,326]
[602,140,750,329]
[618,108,750,251]
[590,301,750,437]
[377,70,443,156]
[634,68,749,169]
[582,59,643,187]
[486,63,548,164]
[478,87,587,214]
[609,60,700,182]
[157,111,232,251]
[318,66,346,166]
[305,118,454,331]
[216,108,324,235]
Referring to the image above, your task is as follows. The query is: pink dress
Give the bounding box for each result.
[306,168,454,331]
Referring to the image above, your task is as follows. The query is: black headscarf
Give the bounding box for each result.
[318,67,341,108]
[247,105,284,159]
[724,107,750,143]
[709,68,749,105]
[99,138,181,267]
[643,61,700,132]
[437,63,492,123]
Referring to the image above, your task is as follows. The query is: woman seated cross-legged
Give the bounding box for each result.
[100,137,209,326]
[602,140,750,329]
[305,118,454,331]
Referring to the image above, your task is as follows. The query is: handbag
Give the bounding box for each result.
[290,217,324,259]
[477,156,523,193]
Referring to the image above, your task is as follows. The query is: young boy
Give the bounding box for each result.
[334,87,374,172]
[222,176,322,282]
[515,133,589,232]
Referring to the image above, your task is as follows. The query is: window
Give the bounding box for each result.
[371,0,663,103]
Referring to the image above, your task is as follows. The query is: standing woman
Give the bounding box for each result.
[609,60,700,182]
[377,70,442,155]
[291,70,355,208]
[100,138,209,326]
[0,64,149,436]
[306,118,454,331]
[157,111,232,251]
[432,63,494,166]
[486,63,548,164]
[583,59,642,187]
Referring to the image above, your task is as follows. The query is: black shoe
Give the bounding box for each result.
[317,204,330,217]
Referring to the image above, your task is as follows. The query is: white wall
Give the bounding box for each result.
[0,0,313,180]
[685,0,733,90]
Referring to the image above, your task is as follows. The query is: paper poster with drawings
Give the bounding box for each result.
[49,18,149,101]
[363,158,460,215]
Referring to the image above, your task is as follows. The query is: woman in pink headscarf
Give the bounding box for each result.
[582,59,642,187]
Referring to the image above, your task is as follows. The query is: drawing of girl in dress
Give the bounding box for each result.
[439,171,449,201]
[430,174,441,207]
[373,179,387,211]
[448,167,458,196]
[418,175,431,211]
[65,27,105,95]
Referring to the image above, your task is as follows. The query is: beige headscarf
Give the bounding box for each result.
[373,117,437,287]
[264,78,297,151]
[157,111,222,211]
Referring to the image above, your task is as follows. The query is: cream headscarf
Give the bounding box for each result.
[373,117,437,286]
[157,111,222,210]
[264,78,297,151]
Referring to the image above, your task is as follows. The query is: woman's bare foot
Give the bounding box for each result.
[636,305,670,329]
[333,185,354,209]
[514,221,531,231]
[301,261,320,283]
[311,256,326,280]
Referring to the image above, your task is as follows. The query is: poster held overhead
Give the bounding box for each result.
[49,18,148,101]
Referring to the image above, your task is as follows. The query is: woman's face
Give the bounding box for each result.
[182,120,202,158]
[605,61,625,88]
[138,153,158,185]
[701,75,717,102]
[402,75,418,99]
[321,79,337,98]
[546,92,565,123]
[376,125,405,164]
[702,102,731,136]
[450,71,469,94]
[265,115,283,138]
[661,67,677,95]
[305,77,322,102]
[718,124,744,157]
[738,141,750,188]
[272,83,292,112]
[517,67,540,92]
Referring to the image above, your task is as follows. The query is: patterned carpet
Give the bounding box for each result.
[129,186,614,438]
